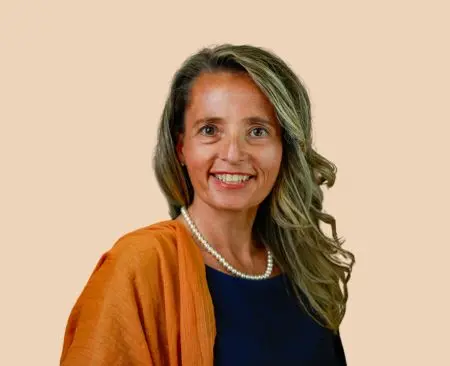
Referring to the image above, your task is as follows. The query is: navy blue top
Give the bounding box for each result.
[205,265,347,366]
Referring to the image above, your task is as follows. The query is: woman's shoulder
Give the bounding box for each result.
[103,219,182,274]
[60,219,186,364]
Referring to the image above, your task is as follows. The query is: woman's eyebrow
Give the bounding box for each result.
[243,116,274,126]
[193,117,223,128]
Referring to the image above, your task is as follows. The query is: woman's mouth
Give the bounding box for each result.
[210,173,255,189]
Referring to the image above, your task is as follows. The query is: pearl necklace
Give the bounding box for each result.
[180,206,273,280]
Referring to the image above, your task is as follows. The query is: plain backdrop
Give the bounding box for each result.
[1,1,449,365]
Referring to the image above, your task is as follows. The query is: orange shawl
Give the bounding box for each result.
[60,220,216,365]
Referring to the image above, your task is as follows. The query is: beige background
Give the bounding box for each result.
[1,1,449,365]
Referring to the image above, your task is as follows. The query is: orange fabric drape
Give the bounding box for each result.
[60,220,216,366]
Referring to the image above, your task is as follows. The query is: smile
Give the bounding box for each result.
[213,174,252,184]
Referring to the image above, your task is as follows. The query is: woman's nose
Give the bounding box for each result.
[219,135,246,163]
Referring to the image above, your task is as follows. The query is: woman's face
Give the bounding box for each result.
[177,71,283,212]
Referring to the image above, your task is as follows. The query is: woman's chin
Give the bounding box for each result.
[208,198,256,212]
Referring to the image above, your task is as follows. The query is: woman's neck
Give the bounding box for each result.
[181,200,261,261]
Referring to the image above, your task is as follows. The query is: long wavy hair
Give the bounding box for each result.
[153,44,355,332]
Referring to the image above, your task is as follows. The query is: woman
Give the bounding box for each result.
[60,44,355,365]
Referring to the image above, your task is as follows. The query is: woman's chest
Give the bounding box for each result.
[205,269,343,365]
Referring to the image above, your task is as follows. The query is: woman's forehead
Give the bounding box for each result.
[186,72,276,119]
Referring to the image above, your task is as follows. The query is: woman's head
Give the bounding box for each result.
[154,44,313,218]
[153,44,355,332]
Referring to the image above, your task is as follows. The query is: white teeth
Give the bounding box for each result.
[214,174,251,184]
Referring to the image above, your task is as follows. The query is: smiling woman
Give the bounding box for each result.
[60,44,355,366]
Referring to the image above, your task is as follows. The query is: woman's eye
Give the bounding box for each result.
[249,127,269,137]
[199,125,217,136]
